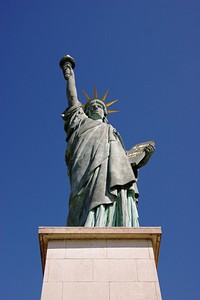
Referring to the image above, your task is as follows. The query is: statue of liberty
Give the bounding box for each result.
[60,55,155,227]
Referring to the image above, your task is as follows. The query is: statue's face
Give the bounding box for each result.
[87,100,105,120]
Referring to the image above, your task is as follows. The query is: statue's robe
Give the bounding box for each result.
[63,105,139,226]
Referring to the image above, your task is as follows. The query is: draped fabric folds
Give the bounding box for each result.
[63,105,139,227]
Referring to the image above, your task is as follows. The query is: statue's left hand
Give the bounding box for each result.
[136,144,155,169]
[144,144,155,154]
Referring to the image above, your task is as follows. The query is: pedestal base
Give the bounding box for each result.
[39,227,162,300]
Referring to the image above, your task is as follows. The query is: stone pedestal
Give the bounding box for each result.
[39,227,162,300]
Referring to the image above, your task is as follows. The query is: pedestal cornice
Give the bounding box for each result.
[38,227,162,273]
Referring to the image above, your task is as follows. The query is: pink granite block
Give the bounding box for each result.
[40,282,62,300]
[47,241,66,259]
[110,282,157,300]
[48,258,93,282]
[43,259,49,282]
[155,282,162,300]
[148,240,155,259]
[94,258,137,281]
[66,239,106,258]
[63,282,109,300]
[107,239,149,259]
[137,259,158,282]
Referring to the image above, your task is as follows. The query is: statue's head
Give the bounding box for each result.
[82,86,119,122]
[84,99,107,121]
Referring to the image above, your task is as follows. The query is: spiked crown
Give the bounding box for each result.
[82,86,119,116]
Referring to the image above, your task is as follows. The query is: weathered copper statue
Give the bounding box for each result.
[60,55,155,227]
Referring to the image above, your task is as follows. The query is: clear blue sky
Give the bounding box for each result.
[1,0,200,299]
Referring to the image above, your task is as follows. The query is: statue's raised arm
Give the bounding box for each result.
[59,55,80,107]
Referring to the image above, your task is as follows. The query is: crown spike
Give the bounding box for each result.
[94,85,98,98]
[82,89,90,101]
[106,100,118,107]
[107,109,120,114]
[102,89,109,101]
